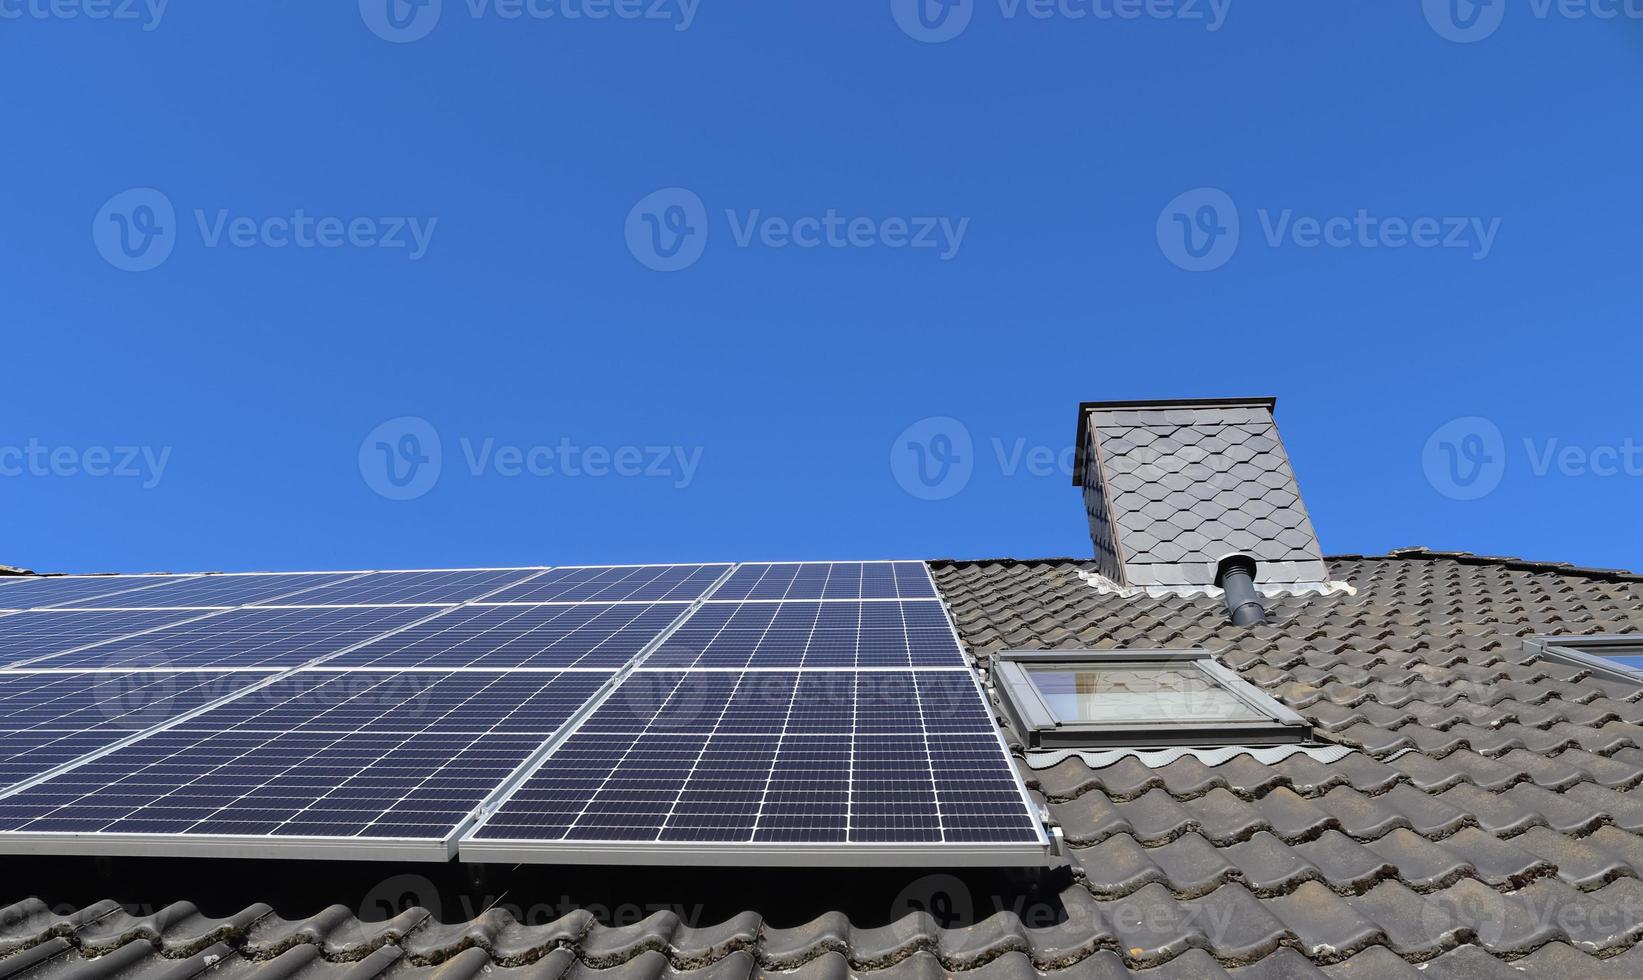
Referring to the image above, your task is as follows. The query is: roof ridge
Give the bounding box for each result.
[932,550,1642,582]
[1329,547,1642,582]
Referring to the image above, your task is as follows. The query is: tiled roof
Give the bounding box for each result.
[6,550,1643,978]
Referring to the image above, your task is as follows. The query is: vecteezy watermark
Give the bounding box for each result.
[891,417,1075,500]
[1423,0,1642,43]
[356,874,706,927]
[891,0,1231,42]
[92,188,438,272]
[0,440,172,489]
[361,417,444,501]
[359,0,699,43]
[359,417,706,500]
[1423,415,1643,501]
[0,0,167,30]
[625,188,970,272]
[1156,187,1502,272]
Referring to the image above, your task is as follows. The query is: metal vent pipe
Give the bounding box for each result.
[1216,555,1268,627]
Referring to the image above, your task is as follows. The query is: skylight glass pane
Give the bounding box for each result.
[1026,665,1266,724]
[1601,652,1643,671]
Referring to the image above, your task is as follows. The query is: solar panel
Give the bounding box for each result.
[19,606,438,670]
[483,565,732,604]
[252,569,543,607]
[709,562,937,601]
[59,573,364,609]
[0,671,270,790]
[0,670,610,857]
[0,610,211,668]
[644,601,966,669]
[169,669,609,735]
[0,576,193,611]
[466,670,1041,855]
[326,603,688,669]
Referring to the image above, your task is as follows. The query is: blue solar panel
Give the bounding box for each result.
[326,603,687,669]
[64,573,363,609]
[472,670,1039,846]
[0,671,606,842]
[22,606,437,669]
[483,565,731,604]
[644,601,966,669]
[252,569,542,607]
[0,577,190,611]
[170,670,609,735]
[0,730,546,839]
[709,562,936,601]
[0,671,270,790]
[0,610,210,668]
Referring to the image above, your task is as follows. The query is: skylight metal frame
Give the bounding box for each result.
[1525,635,1643,684]
[993,649,1311,750]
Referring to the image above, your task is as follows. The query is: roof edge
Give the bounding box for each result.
[931,549,1641,582]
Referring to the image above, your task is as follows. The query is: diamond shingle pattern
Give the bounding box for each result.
[1077,402,1328,587]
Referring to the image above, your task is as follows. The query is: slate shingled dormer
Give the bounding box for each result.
[1073,397,1328,588]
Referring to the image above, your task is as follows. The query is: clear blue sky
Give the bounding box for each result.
[4,1,1640,575]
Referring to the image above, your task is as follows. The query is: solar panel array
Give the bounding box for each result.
[467,562,1044,861]
[0,671,606,845]
[0,562,1045,865]
[472,670,1037,847]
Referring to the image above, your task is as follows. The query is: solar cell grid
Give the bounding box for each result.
[66,573,363,609]
[0,729,545,840]
[0,670,610,844]
[24,606,438,670]
[0,671,265,732]
[473,670,1039,846]
[645,600,965,669]
[0,610,210,668]
[482,564,731,604]
[0,671,270,791]
[171,670,609,735]
[0,576,190,611]
[326,603,685,669]
[253,569,542,607]
[710,562,936,601]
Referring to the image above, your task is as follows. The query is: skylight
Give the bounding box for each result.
[993,650,1311,749]
[1527,635,1643,682]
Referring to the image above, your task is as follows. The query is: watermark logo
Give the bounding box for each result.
[90,669,181,729]
[892,874,974,928]
[93,190,438,273]
[1424,416,1643,500]
[1157,187,1238,272]
[1158,188,1502,271]
[891,417,975,501]
[361,0,444,42]
[892,0,974,42]
[892,0,1229,41]
[359,418,705,499]
[94,188,177,272]
[626,188,709,272]
[1426,0,1643,42]
[0,0,168,30]
[360,417,443,501]
[1423,417,1507,501]
[1424,0,1506,40]
[0,440,172,489]
[361,0,698,41]
[360,873,442,921]
[626,188,970,271]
